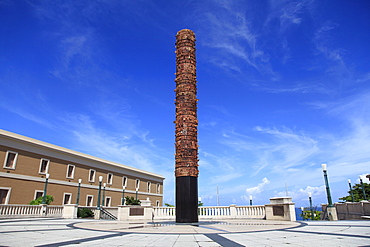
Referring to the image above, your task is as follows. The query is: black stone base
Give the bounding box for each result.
[176,176,198,223]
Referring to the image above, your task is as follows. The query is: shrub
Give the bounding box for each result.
[301,209,321,220]
[30,195,54,205]
[125,196,141,205]
[77,208,94,218]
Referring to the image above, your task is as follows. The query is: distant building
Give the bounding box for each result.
[0,129,164,206]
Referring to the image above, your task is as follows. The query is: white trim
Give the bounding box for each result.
[107,173,113,185]
[0,129,164,181]
[156,200,160,207]
[39,158,50,174]
[3,151,18,170]
[135,179,140,189]
[88,169,96,182]
[66,164,75,179]
[122,176,128,187]
[105,196,112,207]
[63,193,72,205]
[147,181,151,193]
[34,190,44,200]
[0,187,12,204]
[0,172,163,196]
[157,183,161,194]
[86,195,94,207]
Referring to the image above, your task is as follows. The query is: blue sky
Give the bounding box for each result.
[1,0,370,208]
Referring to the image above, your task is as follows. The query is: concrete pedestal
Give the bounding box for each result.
[141,198,152,206]
[265,197,296,221]
[62,204,78,219]
[94,209,101,220]
[117,205,153,221]
[327,206,338,221]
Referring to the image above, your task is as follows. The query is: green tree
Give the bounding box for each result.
[124,196,141,205]
[300,208,321,220]
[164,203,174,207]
[30,195,54,205]
[339,182,370,202]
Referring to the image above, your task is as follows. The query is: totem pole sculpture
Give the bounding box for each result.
[174,29,199,223]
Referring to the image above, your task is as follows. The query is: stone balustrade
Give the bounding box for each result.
[153,205,266,220]
[0,204,63,218]
[0,197,296,221]
[153,206,176,220]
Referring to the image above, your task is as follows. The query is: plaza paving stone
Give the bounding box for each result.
[0,218,369,246]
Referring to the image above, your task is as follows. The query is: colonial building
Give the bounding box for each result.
[0,129,164,207]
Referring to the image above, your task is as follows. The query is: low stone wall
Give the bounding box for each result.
[322,202,370,220]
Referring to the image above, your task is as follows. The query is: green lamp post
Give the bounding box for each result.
[41,173,50,204]
[97,176,103,210]
[308,192,314,220]
[102,183,106,207]
[359,176,367,201]
[322,164,333,207]
[76,179,82,205]
[348,179,354,202]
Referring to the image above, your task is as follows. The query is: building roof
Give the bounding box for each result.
[0,129,165,181]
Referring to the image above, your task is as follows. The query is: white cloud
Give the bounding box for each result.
[246,177,270,195]
[274,185,325,205]
[358,174,370,184]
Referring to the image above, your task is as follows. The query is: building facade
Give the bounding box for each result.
[0,129,164,207]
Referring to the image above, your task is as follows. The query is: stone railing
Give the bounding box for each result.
[0,204,63,218]
[46,205,63,217]
[235,205,266,219]
[0,197,295,221]
[153,205,266,220]
[153,206,176,220]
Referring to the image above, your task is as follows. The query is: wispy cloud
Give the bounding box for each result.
[314,22,344,64]
[266,0,314,28]
[196,1,275,78]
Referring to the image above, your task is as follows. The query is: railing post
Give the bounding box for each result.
[62,204,78,219]
[230,204,237,218]
[40,204,47,217]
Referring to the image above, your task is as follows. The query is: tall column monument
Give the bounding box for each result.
[174,29,199,223]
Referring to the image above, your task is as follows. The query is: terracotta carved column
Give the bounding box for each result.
[174,29,199,223]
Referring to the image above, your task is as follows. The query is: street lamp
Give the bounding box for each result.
[135,187,139,200]
[300,207,305,220]
[41,173,50,204]
[76,179,82,205]
[102,183,106,207]
[308,192,314,220]
[359,176,367,201]
[322,164,333,207]
[348,179,354,202]
[249,195,253,206]
[97,176,103,210]
[121,186,126,205]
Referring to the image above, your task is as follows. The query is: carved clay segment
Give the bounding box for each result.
[175,29,199,178]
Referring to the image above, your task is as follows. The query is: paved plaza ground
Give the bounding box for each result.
[0,218,369,246]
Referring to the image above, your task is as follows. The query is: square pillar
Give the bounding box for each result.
[62,204,78,219]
